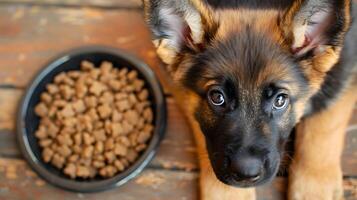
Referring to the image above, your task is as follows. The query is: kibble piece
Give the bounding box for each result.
[53,100,67,108]
[138,89,149,101]
[58,145,71,157]
[94,121,104,129]
[54,72,67,84]
[95,141,104,154]
[39,139,52,148]
[52,154,65,169]
[104,151,116,164]
[64,163,76,179]
[127,70,138,81]
[135,144,147,152]
[40,92,52,105]
[108,80,122,91]
[60,85,74,100]
[112,110,123,122]
[68,154,79,163]
[83,146,94,158]
[57,134,73,146]
[93,129,106,141]
[97,104,112,119]
[73,145,82,154]
[111,123,123,137]
[122,120,133,135]
[124,85,135,93]
[126,149,138,163]
[100,61,113,74]
[76,83,88,99]
[104,120,112,135]
[117,136,131,147]
[89,69,101,80]
[124,110,139,125]
[120,158,129,168]
[118,68,128,77]
[79,158,92,167]
[114,144,127,156]
[72,100,86,113]
[133,79,145,92]
[87,108,99,121]
[114,160,125,171]
[73,133,82,145]
[42,148,54,163]
[105,138,115,150]
[99,91,114,105]
[136,118,145,130]
[116,100,130,112]
[81,60,95,71]
[68,71,81,79]
[76,165,91,178]
[93,160,105,168]
[35,126,47,139]
[35,103,48,117]
[143,124,154,134]
[137,131,151,144]
[114,93,128,101]
[63,117,77,128]
[47,123,60,138]
[128,94,137,107]
[48,106,57,118]
[47,84,59,94]
[89,81,106,96]
[83,133,95,145]
[143,108,153,123]
[61,105,75,118]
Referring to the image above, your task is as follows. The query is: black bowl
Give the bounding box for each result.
[16,46,167,193]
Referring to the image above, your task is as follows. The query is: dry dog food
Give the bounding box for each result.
[34,60,154,179]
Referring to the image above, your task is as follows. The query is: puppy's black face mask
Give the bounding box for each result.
[183,32,308,187]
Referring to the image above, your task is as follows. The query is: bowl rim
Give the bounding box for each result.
[16,45,167,193]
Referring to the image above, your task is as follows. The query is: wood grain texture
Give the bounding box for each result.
[0,158,355,200]
[0,5,170,90]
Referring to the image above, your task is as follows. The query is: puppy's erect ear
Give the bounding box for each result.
[143,0,206,64]
[281,0,351,57]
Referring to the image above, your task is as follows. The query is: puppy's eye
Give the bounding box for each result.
[273,93,289,110]
[208,88,225,106]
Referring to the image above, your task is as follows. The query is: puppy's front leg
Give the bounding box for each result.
[288,86,357,200]
[190,118,256,200]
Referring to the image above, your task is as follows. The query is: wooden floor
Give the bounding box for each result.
[0,1,356,199]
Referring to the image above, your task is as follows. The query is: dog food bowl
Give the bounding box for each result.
[16,46,167,192]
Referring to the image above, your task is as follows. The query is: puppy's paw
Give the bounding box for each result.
[288,166,344,200]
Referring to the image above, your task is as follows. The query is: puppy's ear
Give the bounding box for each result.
[143,0,206,64]
[281,0,351,57]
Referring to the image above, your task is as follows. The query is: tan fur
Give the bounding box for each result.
[288,85,357,200]
[214,10,283,44]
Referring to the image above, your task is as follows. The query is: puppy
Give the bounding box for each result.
[143,0,357,199]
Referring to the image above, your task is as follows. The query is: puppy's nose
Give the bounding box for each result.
[230,155,262,182]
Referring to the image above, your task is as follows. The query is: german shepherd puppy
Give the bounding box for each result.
[143,0,357,199]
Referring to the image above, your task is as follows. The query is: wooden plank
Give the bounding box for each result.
[0,158,356,200]
[0,0,142,8]
[0,158,198,200]
[0,5,170,90]
[0,88,197,171]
